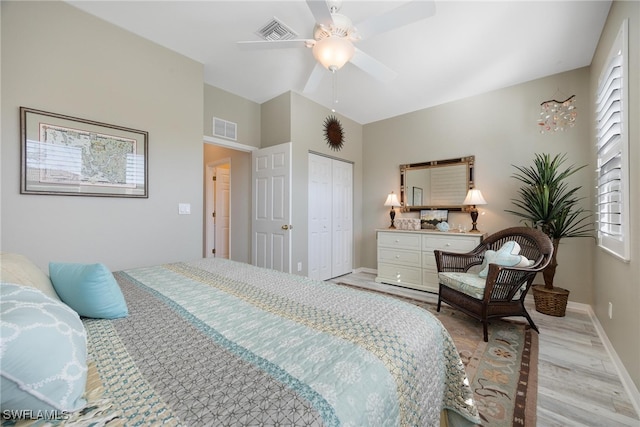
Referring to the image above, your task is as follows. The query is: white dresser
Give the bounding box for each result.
[375,229,484,293]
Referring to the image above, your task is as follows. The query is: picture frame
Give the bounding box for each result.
[420,209,449,229]
[20,107,148,198]
[412,186,423,206]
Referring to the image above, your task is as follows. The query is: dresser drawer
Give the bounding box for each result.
[421,269,440,291]
[422,235,480,252]
[378,247,421,267]
[422,252,436,269]
[378,231,421,250]
[377,263,422,286]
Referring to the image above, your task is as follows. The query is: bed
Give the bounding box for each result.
[1,253,480,427]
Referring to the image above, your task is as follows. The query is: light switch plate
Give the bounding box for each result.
[178,203,191,215]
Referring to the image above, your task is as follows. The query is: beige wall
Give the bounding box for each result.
[589,0,640,391]
[363,67,593,302]
[261,92,292,148]
[204,84,261,147]
[1,1,204,271]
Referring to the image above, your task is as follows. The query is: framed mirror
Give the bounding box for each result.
[400,156,474,211]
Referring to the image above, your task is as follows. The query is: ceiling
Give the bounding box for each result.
[66,0,612,124]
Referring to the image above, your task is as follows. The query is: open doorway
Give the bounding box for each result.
[203,137,256,263]
[205,160,230,258]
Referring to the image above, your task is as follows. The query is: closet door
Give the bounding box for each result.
[308,154,332,280]
[332,159,353,277]
[308,153,353,280]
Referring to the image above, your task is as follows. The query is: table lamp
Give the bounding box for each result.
[462,188,487,232]
[384,192,400,229]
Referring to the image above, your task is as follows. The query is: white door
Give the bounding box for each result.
[332,159,353,277]
[252,143,292,272]
[214,166,230,259]
[308,154,332,280]
[308,153,353,280]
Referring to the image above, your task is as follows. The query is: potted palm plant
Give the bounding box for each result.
[506,153,593,316]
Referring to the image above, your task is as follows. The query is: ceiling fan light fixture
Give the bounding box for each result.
[312,36,354,70]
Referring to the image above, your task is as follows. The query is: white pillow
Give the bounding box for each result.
[0,283,88,413]
[479,241,532,278]
[0,252,60,301]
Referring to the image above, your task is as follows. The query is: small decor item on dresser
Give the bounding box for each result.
[436,222,450,232]
[323,115,344,151]
[420,210,448,229]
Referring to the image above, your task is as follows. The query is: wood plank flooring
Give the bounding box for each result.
[330,271,640,427]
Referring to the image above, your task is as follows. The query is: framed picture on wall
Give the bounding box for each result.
[20,107,148,198]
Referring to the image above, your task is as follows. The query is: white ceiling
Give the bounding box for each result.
[67,0,611,124]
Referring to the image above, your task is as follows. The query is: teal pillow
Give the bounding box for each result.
[479,241,531,278]
[49,262,128,319]
[0,283,88,413]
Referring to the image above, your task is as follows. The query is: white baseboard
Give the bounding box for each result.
[353,267,377,275]
[586,305,640,417]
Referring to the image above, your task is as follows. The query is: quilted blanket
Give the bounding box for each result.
[83,258,480,426]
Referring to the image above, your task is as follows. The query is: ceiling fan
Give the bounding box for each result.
[237,0,436,94]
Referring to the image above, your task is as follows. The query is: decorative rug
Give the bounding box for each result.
[337,282,538,427]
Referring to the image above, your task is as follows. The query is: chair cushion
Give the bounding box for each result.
[439,272,527,300]
[478,241,532,278]
[439,272,487,299]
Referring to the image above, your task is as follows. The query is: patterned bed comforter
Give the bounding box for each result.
[83,258,480,426]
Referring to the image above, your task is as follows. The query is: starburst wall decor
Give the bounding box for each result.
[323,115,344,151]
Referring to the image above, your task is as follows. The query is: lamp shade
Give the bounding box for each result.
[384,192,400,207]
[463,189,487,205]
[312,36,355,70]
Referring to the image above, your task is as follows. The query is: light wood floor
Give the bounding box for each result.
[330,271,640,427]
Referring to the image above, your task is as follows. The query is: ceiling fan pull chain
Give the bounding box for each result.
[331,66,338,112]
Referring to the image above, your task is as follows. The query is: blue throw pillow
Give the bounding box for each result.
[49,262,128,319]
[0,283,88,413]
[479,241,531,278]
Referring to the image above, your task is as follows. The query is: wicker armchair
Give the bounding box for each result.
[434,227,553,342]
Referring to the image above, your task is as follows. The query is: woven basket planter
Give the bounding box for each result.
[532,285,569,317]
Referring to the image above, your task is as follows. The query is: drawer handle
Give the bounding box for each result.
[396,272,401,278]
[395,255,400,259]
[446,243,451,246]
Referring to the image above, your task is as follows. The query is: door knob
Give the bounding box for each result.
[282,224,293,230]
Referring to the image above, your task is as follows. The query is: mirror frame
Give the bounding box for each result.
[400,155,475,212]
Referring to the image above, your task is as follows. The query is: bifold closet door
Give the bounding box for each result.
[331,159,353,278]
[308,153,352,280]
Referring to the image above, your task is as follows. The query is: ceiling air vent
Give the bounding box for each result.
[213,117,237,141]
[256,17,298,41]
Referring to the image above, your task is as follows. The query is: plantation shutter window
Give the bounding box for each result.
[595,19,629,261]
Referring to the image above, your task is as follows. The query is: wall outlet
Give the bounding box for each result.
[608,302,613,319]
[297,262,302,272]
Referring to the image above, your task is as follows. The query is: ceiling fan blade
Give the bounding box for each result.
[303,63,326,93]
[350,48,397,82]
[237,39,314,50]
[306,0,334,27]
[356,0,436,40]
